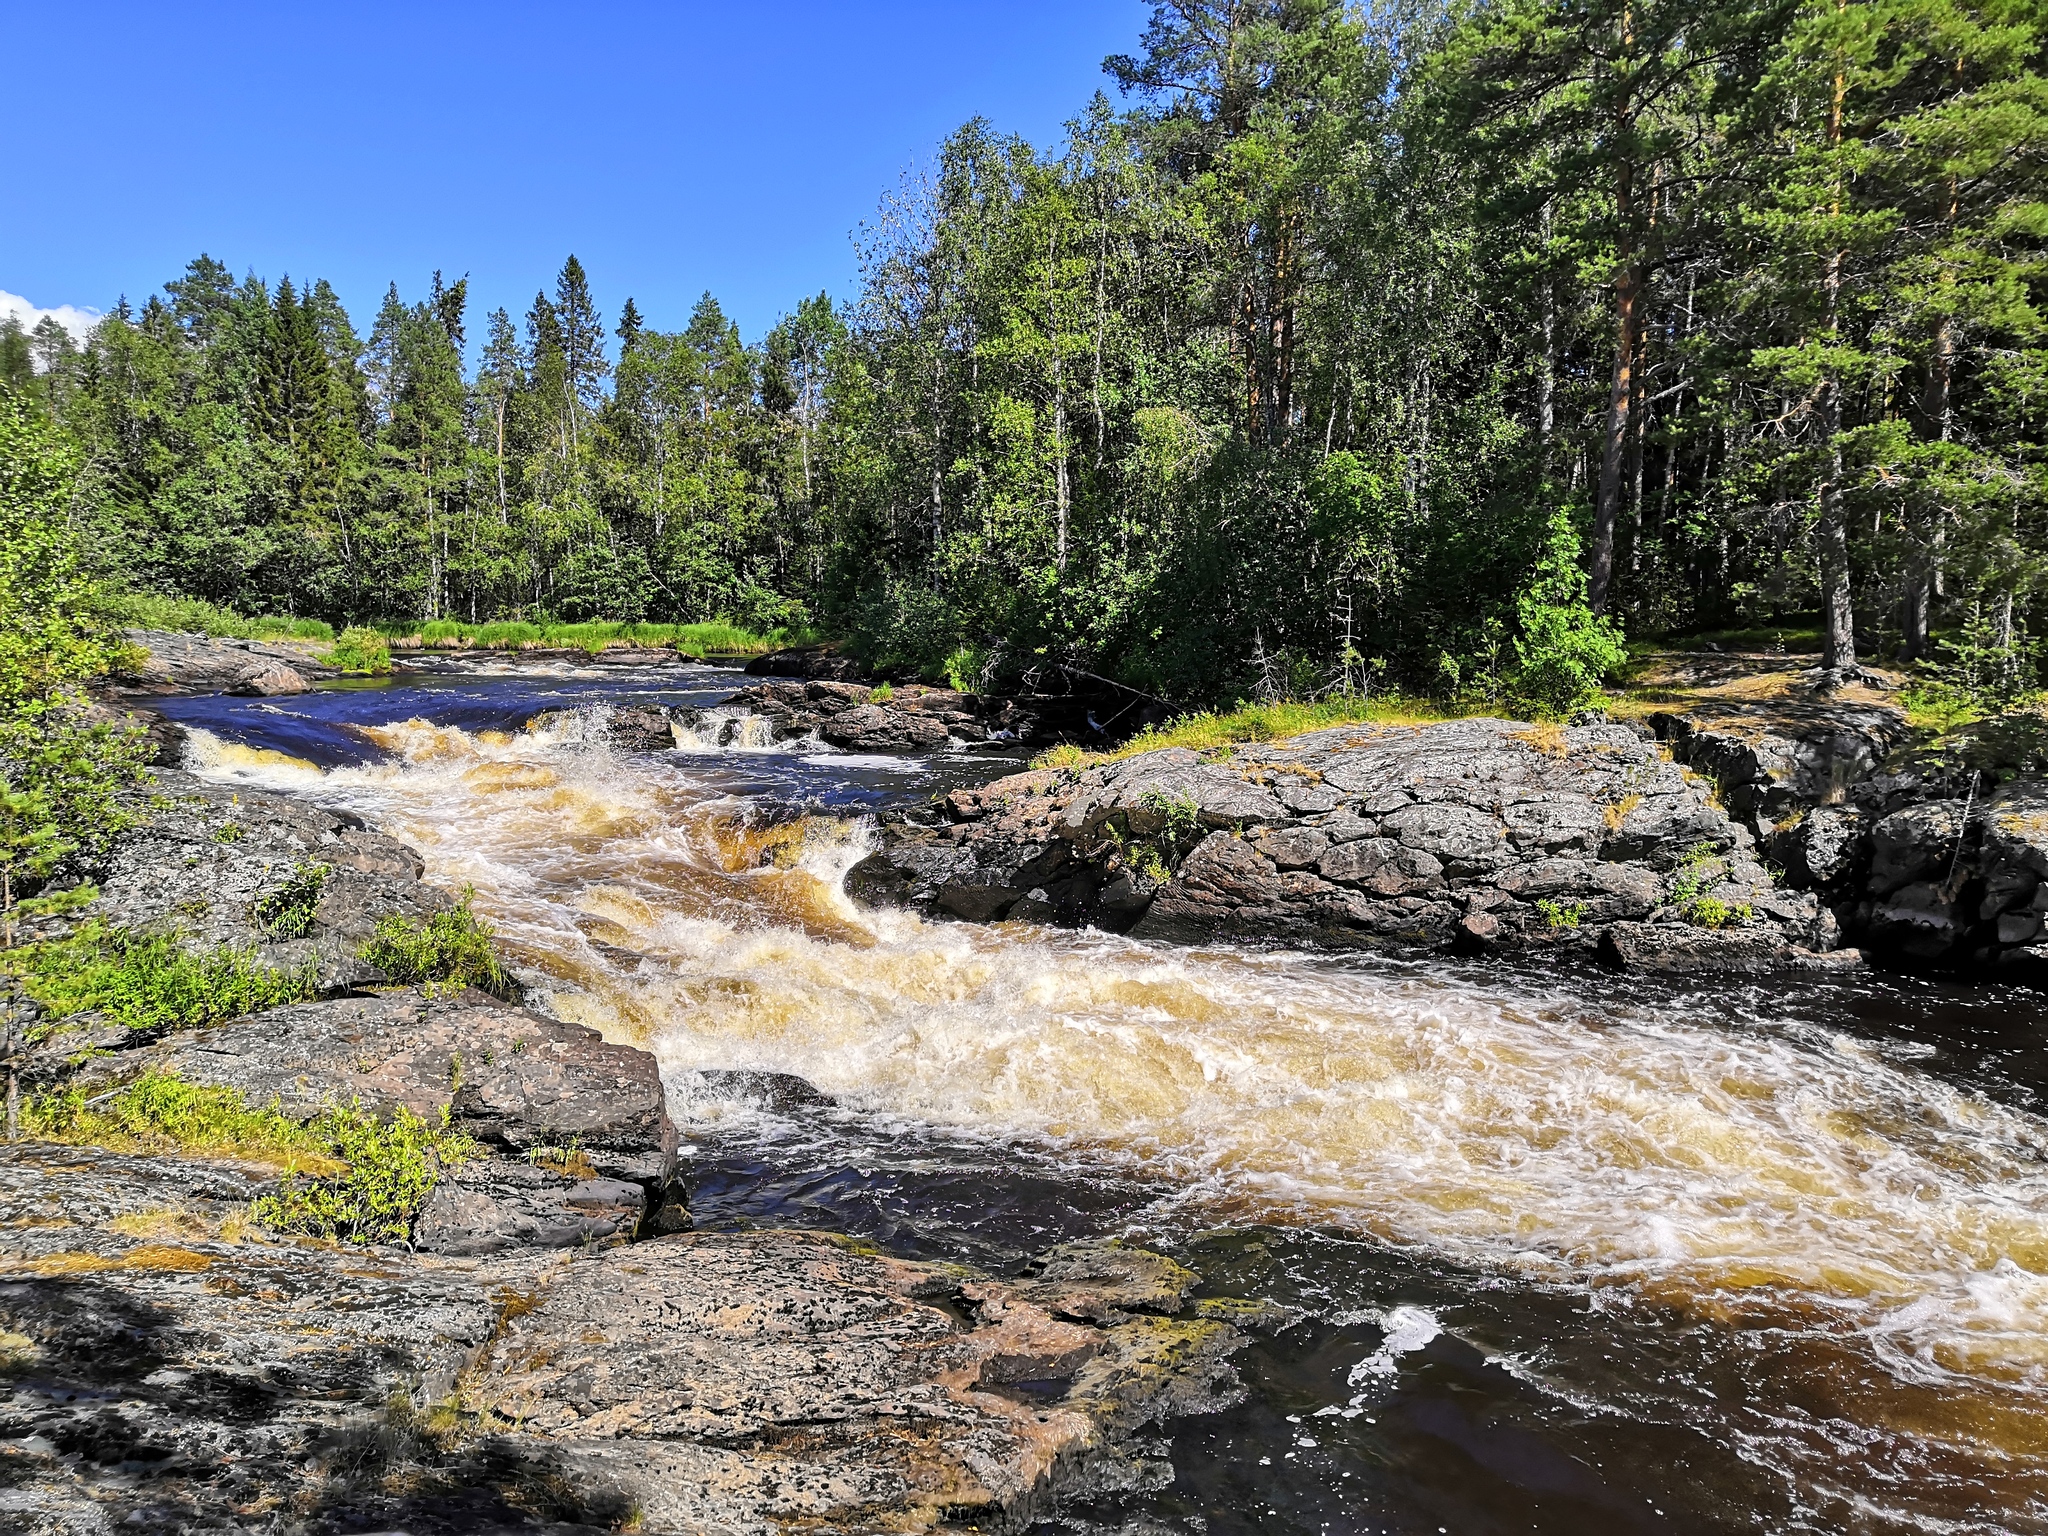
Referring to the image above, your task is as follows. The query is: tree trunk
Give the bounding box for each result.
[1538,202,1556,456]
[1588,235,1639,615]
[1817,35,1856,671]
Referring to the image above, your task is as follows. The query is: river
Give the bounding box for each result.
[153,658,2048,1535]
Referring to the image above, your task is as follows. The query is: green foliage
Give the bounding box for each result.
[1534,898,1586,930]
[868,681,895,702]
[1510,512,1628,716]
[1668,844,1754,929]
[254,1103,479,1245]
[0,393,152,924]
[23,1068,330,1166]
[372,618,808,656]
[326,627,392,675]
[358,891,518,999]
[105,591,333,641]
[1905,601,2043,727]
[25,1069,479,1246]
[252,862,328,940]
[6,921,319,1030]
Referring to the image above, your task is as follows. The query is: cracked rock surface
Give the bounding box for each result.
[848,718,1838,973]
[0,1145,1241,1536]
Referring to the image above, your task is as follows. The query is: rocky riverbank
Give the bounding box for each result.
[845,716,1848,973]
[0,772,1252,1534]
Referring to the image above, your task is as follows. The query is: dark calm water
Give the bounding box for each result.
[164,660,2048,1536]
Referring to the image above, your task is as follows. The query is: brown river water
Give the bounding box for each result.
[157,661,2048,1535]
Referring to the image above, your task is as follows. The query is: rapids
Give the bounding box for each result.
[159,661,2048,1534]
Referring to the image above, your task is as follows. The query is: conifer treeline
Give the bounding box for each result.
[4,0,2042,702]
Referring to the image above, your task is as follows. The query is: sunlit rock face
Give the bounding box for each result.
[850,718,1837,970]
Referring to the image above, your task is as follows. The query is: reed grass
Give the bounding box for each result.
[371,618,814,655]
[1034,693,1464,770]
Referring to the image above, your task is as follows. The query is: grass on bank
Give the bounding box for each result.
[24,1069,478,1245]
[1033,693,1468,770]
[105,590,811,659]
[107,591,335,643]
[373,618,815,656]
[7,921,319,1031]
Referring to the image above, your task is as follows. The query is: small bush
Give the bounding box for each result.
[7,922,319,1030]
[868,681,895,703]
[253,862,328,940]
[255,1103,478,1245]
[327,627,393,675]
[1508,508,1627,716]
[1534,898,1586,930]
[1667,843,1753,929]
[359,891,517,999]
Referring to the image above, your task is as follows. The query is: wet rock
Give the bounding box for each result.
[90,989,678,1188]
[604,705,676,752]
[1597,921,1794,974]
[852,718,1833,973]
[711,678,1041,751]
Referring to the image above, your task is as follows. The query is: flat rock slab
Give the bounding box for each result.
[94,989,677,1185]
[0,1147,1240,1535]
[466,1230,1244,1533]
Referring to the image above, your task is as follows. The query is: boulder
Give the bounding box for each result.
[91,989,678,1188]
[117,628,339,691]
[223,660,309,696]
[850,718,1834,974]
[74,769,446,992]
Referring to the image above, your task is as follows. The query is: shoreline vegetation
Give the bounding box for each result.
[4,1,2034,729]
[108,591,809,658]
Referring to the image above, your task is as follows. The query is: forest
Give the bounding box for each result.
[4,0,2043,709]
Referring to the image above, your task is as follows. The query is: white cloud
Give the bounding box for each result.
[0,290,101,345]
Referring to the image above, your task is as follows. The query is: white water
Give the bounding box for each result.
[183,713,2048,1521]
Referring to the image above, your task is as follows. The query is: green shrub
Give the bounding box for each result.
[868,681,895,703]
[358,891,517,999]
[7,922,319,1030]
[1667,843,1753,929]
[327,627,392,675]
[253,862,328,939]
[1534,898,1586,930]
[1508,508,1627,716]
[254,1103,478,1244]
[0,397,153,935]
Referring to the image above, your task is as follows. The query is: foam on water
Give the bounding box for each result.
[180,710,2048,1521]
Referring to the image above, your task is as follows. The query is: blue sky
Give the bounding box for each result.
[3,1,1152,348]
